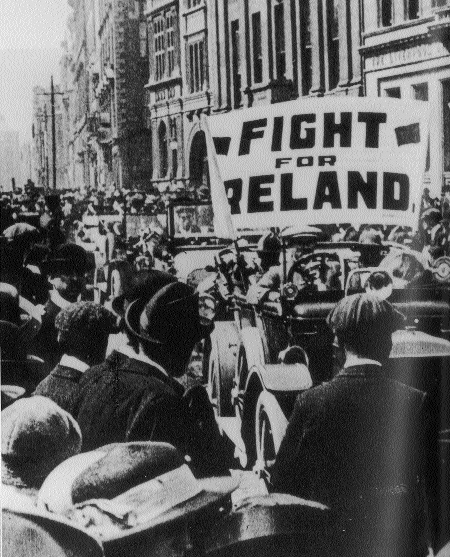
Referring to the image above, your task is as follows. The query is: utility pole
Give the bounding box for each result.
[51,76,57,190]
[37,77,64,191]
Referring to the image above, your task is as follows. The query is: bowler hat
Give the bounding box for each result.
[2,396,82,489]
[125,281,212,346]
[111,269,176,317]
[38,441,238,540]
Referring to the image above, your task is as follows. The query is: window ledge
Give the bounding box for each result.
[145,75,181,89]
[363,15,434,39]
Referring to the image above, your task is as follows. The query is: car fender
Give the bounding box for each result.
[240,327,265,372]
[255,390,289,453]
[247,362,313,393]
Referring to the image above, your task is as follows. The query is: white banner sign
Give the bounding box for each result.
[204,97,430,234]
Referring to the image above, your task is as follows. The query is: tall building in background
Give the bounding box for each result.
[0,122,22,192]
[83,0,151,191]
[361,0,450,198]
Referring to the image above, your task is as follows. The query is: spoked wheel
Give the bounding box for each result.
[254,391,289,482]
[207,322,238,419]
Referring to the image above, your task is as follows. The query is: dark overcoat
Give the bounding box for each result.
[33,364,83,415]
[271,364,431,555]
[72,351,230,477]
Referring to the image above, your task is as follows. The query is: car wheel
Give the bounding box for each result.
[254,391,289,482]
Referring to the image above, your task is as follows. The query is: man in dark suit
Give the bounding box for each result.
[32,243,91,373]
[34,301,116,414]
[271,293,432,556]
[73,273,231,477]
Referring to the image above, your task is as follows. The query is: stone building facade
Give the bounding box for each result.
[91,0,151,191]
[145,0,210,199]
[361,0,450,198]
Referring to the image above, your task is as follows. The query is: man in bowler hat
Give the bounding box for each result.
[74,271,231,476]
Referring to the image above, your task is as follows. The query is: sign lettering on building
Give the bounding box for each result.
[366,41,448,71]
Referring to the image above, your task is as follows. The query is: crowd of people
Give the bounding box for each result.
[1,184,450,557]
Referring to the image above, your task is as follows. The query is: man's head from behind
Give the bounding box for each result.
[56,302,117,366]
[327,293,404,363]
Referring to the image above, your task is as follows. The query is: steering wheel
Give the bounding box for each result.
[287,252,326,286]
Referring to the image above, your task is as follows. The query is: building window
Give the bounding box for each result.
[432,0,447,7]
[139,21,148,58]
[252,12,263,84]
[384,86,401,98]
[327,0,340,90]
[413,83,430,170]
[412,83,428,101]
[188,39,205,93]
[158,121,168,178]
[300,0,312,96]
[274,2,286,80]
[187,0,202,8]
[231,19,242,107]
[405,0,420,20]
[166,11,175,76]
[380,0,393,27]
[154,17,165,81]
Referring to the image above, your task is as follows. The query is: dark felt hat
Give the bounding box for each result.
[38,441,238,540]
[43,243,91,275]
[111,269,176,317]
[327,293,405,343]
[1,396,82,489]
[2,508,103,557]
[125,280,212,346]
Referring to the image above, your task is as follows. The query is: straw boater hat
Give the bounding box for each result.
[38,441,239,549]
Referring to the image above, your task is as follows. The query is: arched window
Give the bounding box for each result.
[158,121,168,178]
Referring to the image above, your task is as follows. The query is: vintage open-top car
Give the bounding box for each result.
[202,231,450,545]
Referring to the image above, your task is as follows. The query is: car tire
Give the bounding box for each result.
[254,391,288,481]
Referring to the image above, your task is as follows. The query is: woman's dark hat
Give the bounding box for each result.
[42,243,91,276]
[125,281,212,346]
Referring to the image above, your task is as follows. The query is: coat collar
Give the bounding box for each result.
[337,364,386,378]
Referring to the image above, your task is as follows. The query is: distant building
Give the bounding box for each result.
[0,125,21,192]
[83,0,151,191]
[361,0,450,198]
[145,0,210,199]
